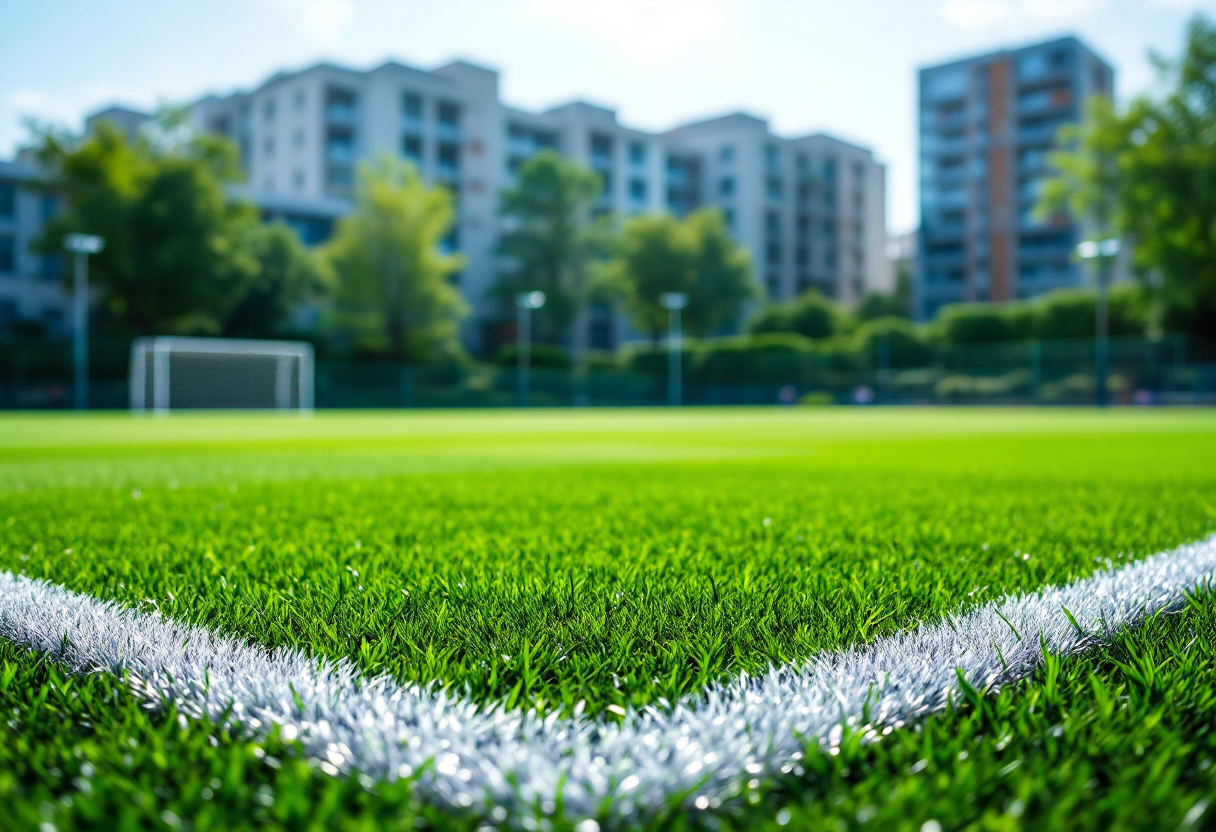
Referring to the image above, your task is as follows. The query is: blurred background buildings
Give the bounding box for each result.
[916,36,1114,320]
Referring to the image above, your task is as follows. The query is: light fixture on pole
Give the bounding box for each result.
[1076,237,1120,409]
[659,292,688,407]
[64,233,105,411]
[515,290,545,407]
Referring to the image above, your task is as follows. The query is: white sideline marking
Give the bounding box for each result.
[1,536,1215,822]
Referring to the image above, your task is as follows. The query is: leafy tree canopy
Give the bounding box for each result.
[223,222,329,339]
[615,208,756,341]
[748,289,851,340]
[1040,14,1216,343]
[33,111,263,335]
[495,150,612,344]
[323,155,467,363]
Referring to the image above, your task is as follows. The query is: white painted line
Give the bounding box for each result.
[1,536,1214,823]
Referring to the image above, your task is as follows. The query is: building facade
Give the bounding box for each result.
[0,159,66,335]
[916,36,1114,320]
[181,58,889,354]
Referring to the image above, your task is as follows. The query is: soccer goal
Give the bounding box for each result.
[129,337,314,413]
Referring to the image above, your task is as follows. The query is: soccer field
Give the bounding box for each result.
[3,408,1216,830]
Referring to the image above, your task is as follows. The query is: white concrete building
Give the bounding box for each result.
[181,58,890,354]
[48,58,889,352]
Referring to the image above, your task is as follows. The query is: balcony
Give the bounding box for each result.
[325,142,355,164]
[326,104,356,125]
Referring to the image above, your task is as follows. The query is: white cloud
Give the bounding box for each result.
[939,0,1014,29]
[1021,0,1105,21]
[259,0,356,45]
[523,0,745,71]
[940,0,1107,29]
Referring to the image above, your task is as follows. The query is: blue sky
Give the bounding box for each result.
[1,0,1210,232]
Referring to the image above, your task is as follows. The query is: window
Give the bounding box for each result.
[629,142,646,167]
[437,101,461,139]
[263,98,276,121]
[719,144,735,163]
[403,135,423,162]
[766,242,781,264]
[796,246,808,267]
[40,195,58,221]
[796,153,810,175]
[0,182,14,218]
[765,210,781,236]
[438,143,460,181]
[326,88,358,124]
[718,176,735,197]
[923,68,967,102]
[403,92,423,122]
[766,177,782,201]
[294,90,306,111]
[823,157,837,182]
[796,213,810,236]
[0,234,14,272]
[765,144,781,172]
[590,134,613,167]
[722,208,735,232]
[629,178,646,201]
[326,128,355,162]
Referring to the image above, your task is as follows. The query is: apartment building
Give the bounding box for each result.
[665,114,889,308]
[181,57,889,353]
[916,36,1114,320]
[0,159,67,335]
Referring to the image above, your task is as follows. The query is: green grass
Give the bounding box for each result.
[2,408,1216,829]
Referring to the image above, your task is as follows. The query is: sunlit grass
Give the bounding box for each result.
[2,407,1216,827]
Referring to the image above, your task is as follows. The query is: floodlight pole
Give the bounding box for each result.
[1077,238,1120,409]
[515,291,545,408]
[64,233,105,411]
[660,292,688,407]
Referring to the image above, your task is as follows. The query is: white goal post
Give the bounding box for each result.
[129,337,314,414]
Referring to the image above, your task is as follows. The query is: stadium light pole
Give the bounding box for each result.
[1076,237,1120,409]
[660,292,688,407]
[64,233,105,411]
[515,291,545,407]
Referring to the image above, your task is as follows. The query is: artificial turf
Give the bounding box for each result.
[2,408,1216,829]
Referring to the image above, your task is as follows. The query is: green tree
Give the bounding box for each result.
[615,209,755,341]
[34,116,260,335]
[614,213,696,342]
[748,289,849,340]
[857,290,910,322]
[496,150,608,344]
[324,155,466,362]
[223,223,329,338]
[683,209,757,335]
[1040,15,1216,343]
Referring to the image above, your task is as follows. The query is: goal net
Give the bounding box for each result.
[129,337,314,413]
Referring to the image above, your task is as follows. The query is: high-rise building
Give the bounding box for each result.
[177,58,889,353]
[915,36,1114,320]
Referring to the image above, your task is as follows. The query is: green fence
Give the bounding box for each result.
[2,334,1213,409]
